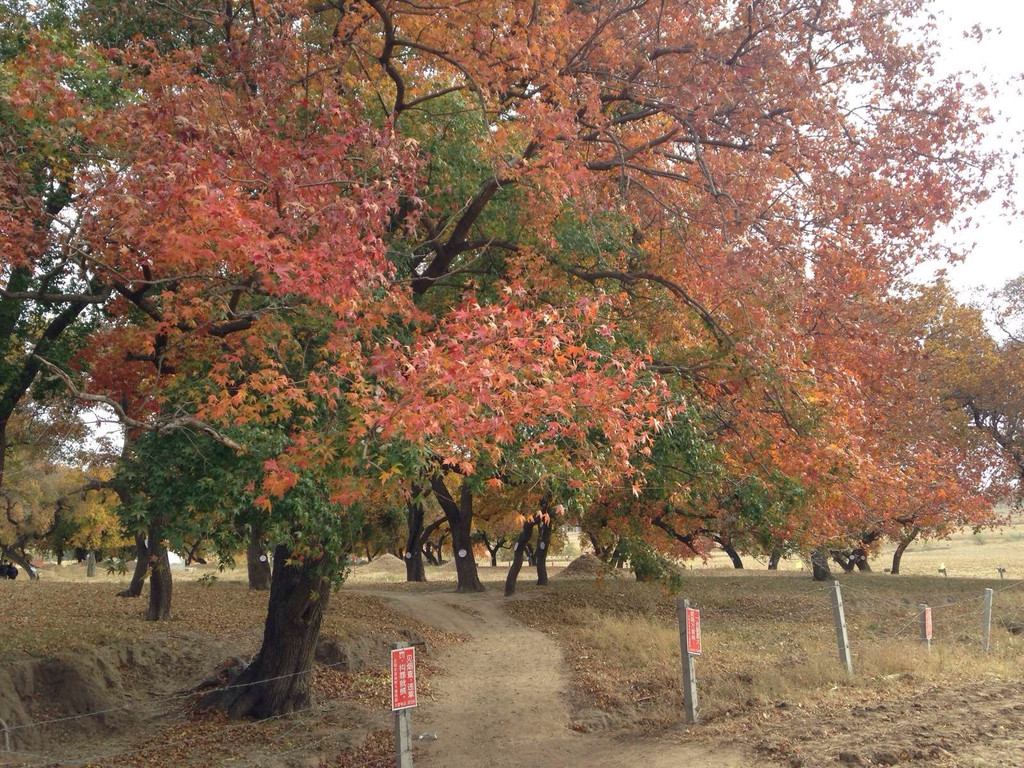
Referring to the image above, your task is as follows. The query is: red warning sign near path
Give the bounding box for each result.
[923,605,932,641]
[686,606,702,656]
[391,647,417,710]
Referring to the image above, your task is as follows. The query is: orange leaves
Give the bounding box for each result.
[261,460,298,498]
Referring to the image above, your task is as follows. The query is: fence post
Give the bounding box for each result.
[982,588,994,653]
[0,716,11,753]
[676,598,699,724]
[830,581,853,675]
[918,604,932,651]
[392,642,414,768]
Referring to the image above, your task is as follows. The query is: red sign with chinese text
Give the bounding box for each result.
[391,647,417,710]
[923,605,932,641]
[686,607,702,655]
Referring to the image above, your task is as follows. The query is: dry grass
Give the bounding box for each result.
[506,569,1024,732]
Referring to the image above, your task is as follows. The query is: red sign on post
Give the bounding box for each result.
[923,605,932,641]
[391,647,417,710]
[686,606,702,655]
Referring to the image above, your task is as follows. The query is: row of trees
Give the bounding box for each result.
[2,0,1021,718]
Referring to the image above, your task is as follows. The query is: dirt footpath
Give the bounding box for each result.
[366,585,1024,768]
[369,588,747,768]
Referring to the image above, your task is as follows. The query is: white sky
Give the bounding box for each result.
[920,0,1024,302]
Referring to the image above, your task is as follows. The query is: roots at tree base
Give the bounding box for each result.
[199,546,330,719]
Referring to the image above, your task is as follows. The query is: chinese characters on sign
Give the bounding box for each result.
[686,606,702,656]
[391,647,417,710]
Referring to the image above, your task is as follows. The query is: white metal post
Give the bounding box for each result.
[830,581,853,675]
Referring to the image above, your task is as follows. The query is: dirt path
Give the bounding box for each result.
[365,587,747,768]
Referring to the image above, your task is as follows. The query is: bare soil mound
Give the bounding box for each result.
[353,553,407,576]
[558,553,616,579]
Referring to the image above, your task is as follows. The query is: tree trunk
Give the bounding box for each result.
[146,521,172,621]
[768,546,783,570]
[185,539,207,566]
[119,533,149,597]
[852,547,871,572]
[831,549,856,573]
[0,546,36,580]
[477,531,505,567]
[891,528,920,575]
[404,486,427,582]
[504,517,536,597]
[535,506,552,587]
[716,537,744,569]
[200,545,331,719]
[246,525,271,591]
[430,475,484,592]
[610,539,628,569]
[810,548,831,582]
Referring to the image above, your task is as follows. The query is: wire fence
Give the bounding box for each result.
[0,654,397,768]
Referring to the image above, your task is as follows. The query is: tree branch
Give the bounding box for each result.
[35,357,244,453]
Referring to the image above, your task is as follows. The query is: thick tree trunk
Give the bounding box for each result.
[810,548,831,582]
[831,549,856,573]
[891,528,920,575]
[0,546,36,580]
[716,537,744,569]
[430,475,484,592]
[504,517,536,596]
[535,508,552,587]
[247,526,271,591]
[119,533,149,597]
[404,486,427,582]
[200,545,331,719]
[146,522,173,621]
[768,547,783,570]
[852,547,871,572]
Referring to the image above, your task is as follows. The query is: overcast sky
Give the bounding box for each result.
[920,0,1024,302]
